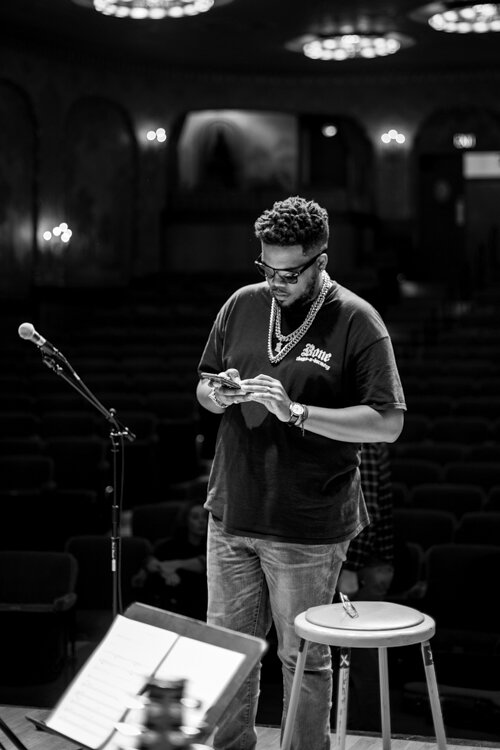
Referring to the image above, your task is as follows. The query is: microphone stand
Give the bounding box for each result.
[40,352,136,619]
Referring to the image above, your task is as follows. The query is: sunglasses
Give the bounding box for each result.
[254,251,325,285]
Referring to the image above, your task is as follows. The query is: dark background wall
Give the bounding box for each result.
[1,35,500,298]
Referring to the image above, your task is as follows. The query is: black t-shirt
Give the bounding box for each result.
[198,279,406,544]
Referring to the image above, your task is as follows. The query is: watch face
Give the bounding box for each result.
[290,402,305,417]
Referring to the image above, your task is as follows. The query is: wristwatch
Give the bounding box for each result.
[288,402,306,425]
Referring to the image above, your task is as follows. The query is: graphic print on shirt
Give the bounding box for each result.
[296,342,332,370]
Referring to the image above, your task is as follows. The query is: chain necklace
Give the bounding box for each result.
[267,271,333,364]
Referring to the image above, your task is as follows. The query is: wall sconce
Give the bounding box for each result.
[36,222,73,285]
[42,223,73,254]
[453,133,477,149]
[321,124,338,138]
[146,128,167,143]
[381,129,406,145]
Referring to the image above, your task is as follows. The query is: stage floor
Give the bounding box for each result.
[1,706,499,750]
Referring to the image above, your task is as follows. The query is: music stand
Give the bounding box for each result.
[0,716,29,750]
[26,602,267,749]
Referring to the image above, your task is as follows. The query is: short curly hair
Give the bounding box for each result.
[254,195,329,255]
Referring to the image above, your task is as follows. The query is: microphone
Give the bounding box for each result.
[18,322,66,361]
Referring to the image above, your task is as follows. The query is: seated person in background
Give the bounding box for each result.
[338,441,394,601]
[132,500,208,620]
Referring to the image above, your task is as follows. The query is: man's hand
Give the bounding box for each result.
[239,374,292,422]
[209,368,249,407]
[338,569,359,598]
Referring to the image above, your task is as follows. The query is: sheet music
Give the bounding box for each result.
[45,615,178,749]
[38,605,265,750]
[154,636,246,729]
[104,636,246,750]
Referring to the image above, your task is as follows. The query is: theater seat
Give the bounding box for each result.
[454,512,500,546]
[393,508,456,550]
[65,534,152,641]
[409,482,486,519]
[0,550,78,685]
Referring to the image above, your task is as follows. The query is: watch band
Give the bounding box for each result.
[297,404,309,436]
[287,403,309,435]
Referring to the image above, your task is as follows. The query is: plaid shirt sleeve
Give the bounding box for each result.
[344,442,394,571]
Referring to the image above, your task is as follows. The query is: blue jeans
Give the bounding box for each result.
[207,514,350,750]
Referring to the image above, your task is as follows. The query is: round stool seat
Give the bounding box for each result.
[296,601,436,648]
[282,601,447,750]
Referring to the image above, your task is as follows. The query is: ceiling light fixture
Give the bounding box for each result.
[93,0,212,19]
[89,0,218,20]
[286,32,413,61]
[411,2,500,32]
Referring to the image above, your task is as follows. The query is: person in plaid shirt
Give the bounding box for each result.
[336,441,395,730]
[338,442,394,600]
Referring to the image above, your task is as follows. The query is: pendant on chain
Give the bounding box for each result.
[275,341,282,353]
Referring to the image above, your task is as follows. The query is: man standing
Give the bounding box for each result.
[196,195,405,750]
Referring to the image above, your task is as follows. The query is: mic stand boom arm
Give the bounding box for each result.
[41,353,135,619]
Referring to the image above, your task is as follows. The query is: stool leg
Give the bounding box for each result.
[378,647,391,750]
[334,647,350,750]
[281,638,309,750]
[421,641,447,750]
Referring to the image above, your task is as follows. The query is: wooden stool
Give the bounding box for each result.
[281,600,447,750]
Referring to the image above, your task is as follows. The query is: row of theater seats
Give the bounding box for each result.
[397,412,500,442]
[2,530,499,712]
[0,495,210,693]
[0,404,199,440]
[388,286,500,503]
[391,481,500,513]
[401,375,500,398]
[406,394,500,420]
[394,506,500,549]
[1,295,217,699]
[0,537,154,695]
[0,408,208,503]
[384,292,500,733]
[390,458,499,492]
[14,483,499,568]
[388,540,500,736]
[0,497,213,695]
[0,475,209,553]
[0,387,201,417]
[1,283,500,727]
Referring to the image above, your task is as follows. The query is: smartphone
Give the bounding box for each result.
[200,372,241,389]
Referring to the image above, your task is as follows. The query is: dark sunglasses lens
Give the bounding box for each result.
[255,263,270,278]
